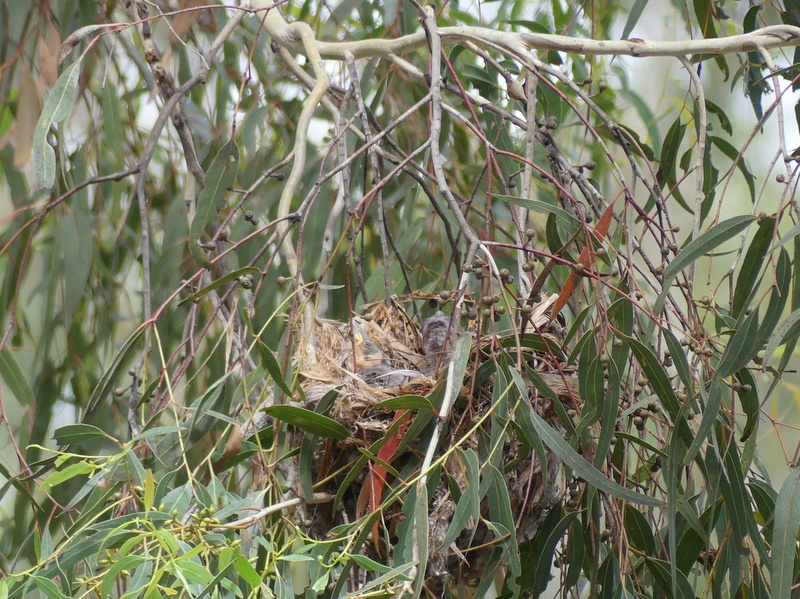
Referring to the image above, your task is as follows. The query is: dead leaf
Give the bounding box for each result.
[13,64,42,170]
[551,198,617,320]
[170,0,207,46]
[39,22,61,87]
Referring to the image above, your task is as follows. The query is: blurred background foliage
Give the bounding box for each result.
[2,0,800,597]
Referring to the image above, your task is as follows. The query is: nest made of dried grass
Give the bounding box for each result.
[292,298,573,591]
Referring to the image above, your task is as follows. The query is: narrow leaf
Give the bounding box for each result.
[735,369,759,442]
[0,348,36,406]
[494,195,582,237]
[624,506,656,553]
[710,136,756,203]
[33,60,81,190]
[732,215,775,318]
[771,467,800,599]
[526,403,660,506]
[180,266,261,305]
[763,306,800,367]
[264,405,349,440]
[656,215,757,312]
[663,215,757,285]
[758,248,791,343]
[621,0,649,39]
[715,309,760,379]
[189,141,239,265]
[52,424,114,445]
[255,339,293,397]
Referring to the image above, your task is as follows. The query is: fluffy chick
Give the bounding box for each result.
[421,311,458,374]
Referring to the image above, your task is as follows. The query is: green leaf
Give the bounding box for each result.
[486,465,520,595]
[656,117,686,200]
[685,377,722,464]
[620,0,649,39]
[508,367,549,492]
[102,83,124,158]
[771,221,800,253]
[82,325,146,421]
[735,369,759,442]
[180,266,261,305]
[706,99,733,135]
[195,559,236,599]
[373,395,436,411]
[264,405,349,440]
[663,328,693,389]
[52,423,114,445]
[493,195,582,237]
[234,553,261,589]
[443,336,472,413]
[298,389,337,499]
[664,215,757,284]
[595,359,620,470]
[349,554,392,573]
[174,560,215,585]
[255,337,293,397]
[41,461,95,489]
[31,576,70,599]
[190,141,239,265]
[440,448,480,550]
[709,136,756,203]
[624,505,656,554]
[101,556,148,598]
[0,348,36,406]
[59,204,94,328]
[717,430,769,564]
[624,335,691,446]
[644,557,695,598]
[763,306,800,367]
[656,215,757,312]
[532,511,578,596]
[732,215,774,318]
[771,467,800,599]
[33,60,82,190]
[715,309,760,379]
[525,400,660,506]
[758,248,791,343]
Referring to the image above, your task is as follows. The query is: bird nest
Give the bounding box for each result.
[291,297,573,591]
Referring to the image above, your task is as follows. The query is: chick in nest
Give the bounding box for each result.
[421,311,458,374]
[352,321,390,372]
[352,321,423,388]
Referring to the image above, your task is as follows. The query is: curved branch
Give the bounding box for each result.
[251,4,800,61]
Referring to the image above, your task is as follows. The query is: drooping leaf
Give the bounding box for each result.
[33,60,82,190]
[494,194,582,238]
[715,309,761,379]
[709,135,756,203]
[758,248,791,343]
[0,348,36,407]
[59,204,94,328]
[620,0,649,39]
[180,266,261,305]
[624,505,656,554]
[52,424,114,445]
[763,306,800,367]
[189,141,239,265]
[525,400,660,506]
[655,116,687,203]
[264,405,349,440]
[255,337,293,398]
[735,369,760,442]
[656,215,757,313]
[644,556,695,598]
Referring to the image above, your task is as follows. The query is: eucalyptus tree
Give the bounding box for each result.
[2,0,800,597]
